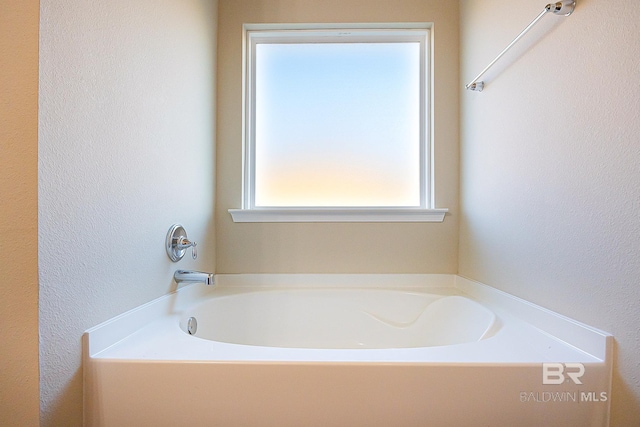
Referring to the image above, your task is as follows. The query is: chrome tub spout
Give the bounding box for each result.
[174,270,214,286]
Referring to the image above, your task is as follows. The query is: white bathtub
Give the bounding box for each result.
[182,289,498,349]
[84,274,612,427]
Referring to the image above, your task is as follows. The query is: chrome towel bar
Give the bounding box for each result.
[465,0,576,92]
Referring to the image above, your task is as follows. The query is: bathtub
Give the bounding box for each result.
[84,274,612,427]
[182,289,498,349]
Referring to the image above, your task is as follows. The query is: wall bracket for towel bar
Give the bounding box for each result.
[465,0,575,92]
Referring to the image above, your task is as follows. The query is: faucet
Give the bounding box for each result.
[166,224,198,262]
[173,270,214,286]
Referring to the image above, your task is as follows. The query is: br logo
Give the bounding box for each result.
[542,363,585,385]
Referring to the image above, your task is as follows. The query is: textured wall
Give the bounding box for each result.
[38,1,217,425]
[459,1,640,425]
[0,1,40,425]
[216,0,460,273]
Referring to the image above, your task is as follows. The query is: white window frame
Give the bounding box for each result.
[229,23,447,223]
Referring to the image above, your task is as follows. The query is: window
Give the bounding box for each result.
[229,24,447,222]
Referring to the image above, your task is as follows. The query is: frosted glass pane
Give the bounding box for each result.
[254,42,421,207]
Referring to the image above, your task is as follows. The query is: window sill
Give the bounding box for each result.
[228,208,448,223]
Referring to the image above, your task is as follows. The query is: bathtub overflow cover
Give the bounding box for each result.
[187,317,197,335]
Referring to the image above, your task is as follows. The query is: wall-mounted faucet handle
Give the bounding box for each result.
[176,237,198,259]
[166,224,198,262]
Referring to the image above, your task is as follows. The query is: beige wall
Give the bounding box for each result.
[38,1,217,425]
[459,1,640,425]
[216,0,460,273]
[0,1,40,426]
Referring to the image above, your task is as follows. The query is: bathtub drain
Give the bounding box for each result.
[187,317,197,335]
